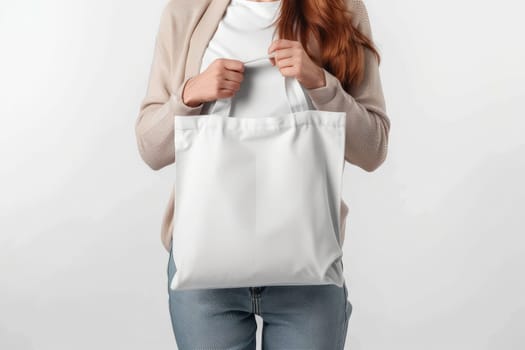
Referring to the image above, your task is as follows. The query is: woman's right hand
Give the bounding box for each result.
[182,58,245,108]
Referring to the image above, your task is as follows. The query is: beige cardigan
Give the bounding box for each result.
[135,0,390,253]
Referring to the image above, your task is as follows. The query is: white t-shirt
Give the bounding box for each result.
[199,0,313,118]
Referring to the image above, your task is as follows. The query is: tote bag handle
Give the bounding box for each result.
[212,54,310,117]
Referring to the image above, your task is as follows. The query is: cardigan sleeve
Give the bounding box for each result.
[135,3,204,171]
[304,0,390,172]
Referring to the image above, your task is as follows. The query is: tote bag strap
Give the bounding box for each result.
[212,54,310,117]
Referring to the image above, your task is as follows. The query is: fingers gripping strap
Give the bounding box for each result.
[212,54,310,117]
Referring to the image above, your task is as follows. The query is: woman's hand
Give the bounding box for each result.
[182,58,245,107]
[267,39,326,89]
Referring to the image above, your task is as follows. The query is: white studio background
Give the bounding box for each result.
[1,0,524,349]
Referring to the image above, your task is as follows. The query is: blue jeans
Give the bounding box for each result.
[167,245,352,349]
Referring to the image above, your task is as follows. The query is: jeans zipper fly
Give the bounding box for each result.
[250,287,262,315]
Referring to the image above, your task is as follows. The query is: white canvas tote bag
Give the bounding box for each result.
[170,56,346,291]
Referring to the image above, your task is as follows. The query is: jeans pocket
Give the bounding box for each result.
[340,281,352,349]
[343,282,352,318]
[167,239,177,293]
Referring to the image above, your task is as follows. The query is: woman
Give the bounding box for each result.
[135,0,390,348]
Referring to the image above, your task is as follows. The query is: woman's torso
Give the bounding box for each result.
[199,0,314,117]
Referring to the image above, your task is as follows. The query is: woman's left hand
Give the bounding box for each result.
[267,39,326,89]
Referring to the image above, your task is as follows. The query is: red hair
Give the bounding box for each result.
[274,0,381,91]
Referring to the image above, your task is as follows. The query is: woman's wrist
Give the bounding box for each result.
[302,66,327,90]
[313,66,326,89]
[182,77,203,107]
